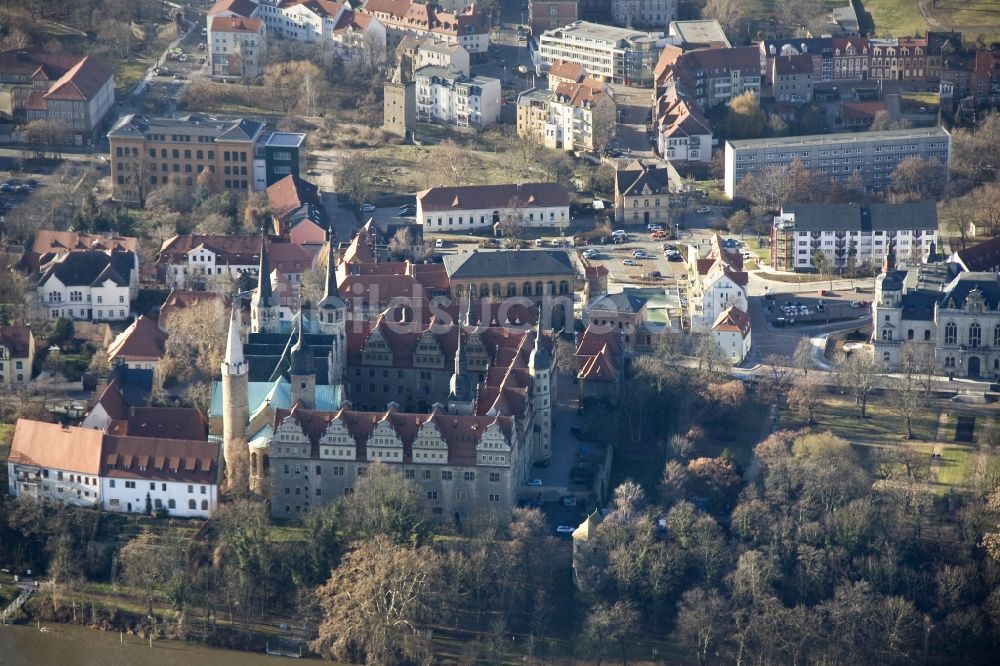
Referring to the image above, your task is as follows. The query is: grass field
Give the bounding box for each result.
[862,0,929,37]
[782,395,941,445]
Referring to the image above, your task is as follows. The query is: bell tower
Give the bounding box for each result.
[316,239,346,386]
[220,301,249,488]
[251,233,280,333]
[528,307,553,462]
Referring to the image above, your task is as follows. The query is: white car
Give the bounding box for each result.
[582,249,598,259]
[696,206,712,214]
[435,238,444,248]
[623,258,637,266]
[556,525,576,534]
[361,203,375,212]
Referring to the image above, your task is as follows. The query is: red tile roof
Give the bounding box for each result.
[43,55,113,102]
[579,344,618,381]
[417,183,569,212]
[210,16,264,33]
[548,59,587,83]
[585,265,609,278]
[553,77,610,110]
[774,53,814,76]
[712,305,751,338]
[108,315,168,362]
[208,0,259,18]
[159,234,262,266]
[9,420,104,475]
[102,435,220,484]
[107,407,209,441]
[33,230,138,256]
[841,100,886,122]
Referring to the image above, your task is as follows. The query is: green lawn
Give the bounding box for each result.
[934,444,976,488]
[115,60,152,93]
[780,396,941,445]
[862,0,929,37]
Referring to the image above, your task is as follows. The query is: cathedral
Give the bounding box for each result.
[213,232,556,519]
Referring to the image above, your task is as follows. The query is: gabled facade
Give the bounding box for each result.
[37,250,135,322]
[358,0,488,55]
[712,305,751,364]
[0,325,34,386]
[653,91,711,162]
[687,234,748,333]
[614,159,669,225]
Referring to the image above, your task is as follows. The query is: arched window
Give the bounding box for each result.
[492,283,501,299]
[469,284,477,298]
[883,352,891,363]
[168,499,176,509]
[907,329,914,340]
[188,499,196,510]
[535,282,543,296]
[559,280,569,295]
[480,283,489,298]
[507,283,516,297]
[881,329,893,340]
[945,321,957,344]
[546,281,555,294]
[523,282,532,296]
[201,500,208,511]
[454,284,464,297]
[969,323,981,348]
[994,325,1000,347]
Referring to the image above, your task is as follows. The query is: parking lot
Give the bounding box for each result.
[0,174,46,220]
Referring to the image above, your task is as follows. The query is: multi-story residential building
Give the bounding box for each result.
[614,159,669,225]
[870,37,925,81]
[686,235,748,333]
[418,183,570,232]
[665,19,730,50]
[0,325,34,386]
[770,202,939,273]
[832,37,870,80]
[518,77,616,152]
[529,0,578,35]
[611,0,677,30]
[655,45,761,109]
[771,53,814,102]
[37,249,136,322]
[516,87,552,144]
[108,114,265,204]
[712,305,751,364]
[724,126,952,198]
[547,77,616,152]
[398,36,470,76]
[414,65,501,129]
[261,0,387,64]
[873,264,1000,379]
[583,289,655,350]
[759,37,833,84]
[209,16,267,80]
[547,59,588,89]
[0,49,114,145]
[207,0,260,29]
[8,419,221,517]
[538,21,662,86]
[926,31,964,81]
[358,0,488,57]
[973,46,1000,107]
[158,234,317,291]
[653,91,712,162]
[21,230,139,286]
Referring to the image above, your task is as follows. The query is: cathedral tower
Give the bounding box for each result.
[221,302,249,487]
[447,300,474,415]
[529,308,553,462]
[251,233,280,333]
[316,239,346,386]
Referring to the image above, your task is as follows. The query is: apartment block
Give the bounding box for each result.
[255,0,387,64]
[517,77,616,152]
[771,202,939,272]
[359,0,488,56]
[655,45,761,109]
[724,126,951,198]
[538,21,662,87]
[209,16,267,79]
[414,65,501,129]
[108,114,265,204]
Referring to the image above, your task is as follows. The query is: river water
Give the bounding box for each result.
[0,623,309,665]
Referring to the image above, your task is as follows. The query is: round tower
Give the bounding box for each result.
[221,302,250,490]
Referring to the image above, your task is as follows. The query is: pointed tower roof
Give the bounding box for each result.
[529,306,551,370]
[289,310,315,376]
[254,233,278,305]
[221,301,247,376]
[448,317,471,403]
[317,238,345,310]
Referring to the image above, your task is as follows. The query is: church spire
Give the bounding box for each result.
[256,231,275,304]
[317,237,344,311]
[290,309,315,376]
[529,305,551,370]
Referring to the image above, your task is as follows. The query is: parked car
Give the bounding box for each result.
[632,249,647,258]
[526,478,543,486]
[435,238,444,248]
[581,249,598,259]
[623,258,637,266]
[696,206,711,214]
[556,525,576,534]
[360,203,375,212]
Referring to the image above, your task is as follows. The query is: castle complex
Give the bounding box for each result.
[215,232,558,518]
